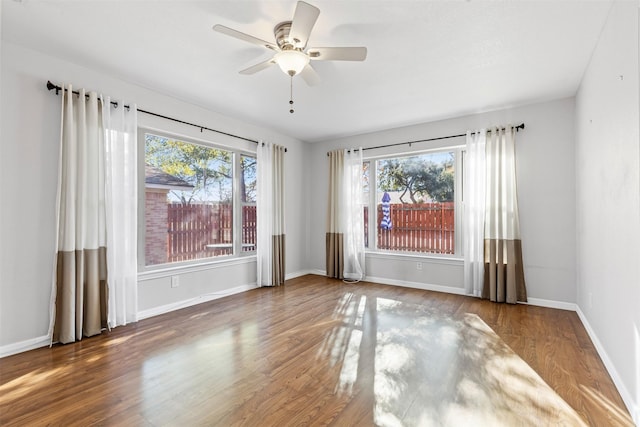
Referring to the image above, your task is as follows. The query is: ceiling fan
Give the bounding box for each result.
[212,1,367,87]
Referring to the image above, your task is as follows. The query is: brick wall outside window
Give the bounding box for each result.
[145,189,169,266]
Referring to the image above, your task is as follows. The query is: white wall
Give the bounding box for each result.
[0,41,309,354]
[308,97,577,307]
[575,1,640,422]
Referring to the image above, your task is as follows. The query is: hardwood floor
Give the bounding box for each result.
[0,275,634,426]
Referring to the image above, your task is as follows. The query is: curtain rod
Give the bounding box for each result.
[46,81,264,146]
[326,123,525,156]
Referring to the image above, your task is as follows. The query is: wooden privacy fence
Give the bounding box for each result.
[167,204,256,262]
[165,202,453,262]
[364,202,455,254]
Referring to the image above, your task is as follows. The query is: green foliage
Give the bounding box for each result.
[377,152,454,203]
[241,155,257,203]
[145,134,233,204]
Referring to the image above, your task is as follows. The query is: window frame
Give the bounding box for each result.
[364,145,464,259]
[137,127,257,272]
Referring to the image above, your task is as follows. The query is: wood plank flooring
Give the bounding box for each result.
[0,275,634,426]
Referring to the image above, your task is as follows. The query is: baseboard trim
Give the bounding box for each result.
[363,275,467,295]
[310,269,327,276]
[576,306,639,425]
[138,270,326,320]
[137,283,258,320]
[525,297,577,311]
[285,269,316,280]
[0,334,50,359]
[306,272,579,309]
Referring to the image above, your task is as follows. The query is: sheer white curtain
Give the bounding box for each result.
[464,129,486,297]
[49,85,138,344]
[103,96,138,327]
[257,142,286,286]
[342,148,365,281]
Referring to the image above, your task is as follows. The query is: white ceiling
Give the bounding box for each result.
[2,0,612,143]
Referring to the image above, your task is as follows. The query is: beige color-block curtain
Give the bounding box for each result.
[49,85,138,345]
[483,126,527,303]
[51,87,108,344]
[326,149,344,279]
[326,148,365,281]
[464,125,527,304]
[257,142,286,286]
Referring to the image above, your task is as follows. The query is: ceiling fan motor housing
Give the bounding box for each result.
[274,21,300,50]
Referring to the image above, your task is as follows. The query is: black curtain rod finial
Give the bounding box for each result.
[46,80,59,94]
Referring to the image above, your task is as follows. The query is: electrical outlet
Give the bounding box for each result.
[416,262,422,271]
[171,276,180,288]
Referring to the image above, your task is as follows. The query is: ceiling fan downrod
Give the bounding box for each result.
[289,75,295,114]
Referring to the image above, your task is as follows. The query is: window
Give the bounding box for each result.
[365,149,461,256]
[142,132,256,267]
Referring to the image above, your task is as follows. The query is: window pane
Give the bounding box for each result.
[376,151,455,254]
[144,134,233,265]
[241,155,257,203]
[363,161,370,248]
[241,155,257,252]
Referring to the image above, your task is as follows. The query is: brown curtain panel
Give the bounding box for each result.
[272,234,286,285]
[482,126,527,303]
[54,249,108,343]
[52,87,108,344]
[326,149,344,279]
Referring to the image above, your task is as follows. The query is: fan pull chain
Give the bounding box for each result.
[289,75,294,114]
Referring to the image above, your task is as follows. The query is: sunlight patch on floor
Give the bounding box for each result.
[0,366,66,402]
[336,329,362,396]
[322,293,591,426]
[100,324,164,348]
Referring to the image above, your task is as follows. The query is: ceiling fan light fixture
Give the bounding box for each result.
[274,50,309,76]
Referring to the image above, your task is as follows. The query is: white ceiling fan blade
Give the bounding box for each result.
[239,58,276,75]
[289,1,320,49]
[213,24,279,51]
[307,47,367,61]
[299,64,321,86]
